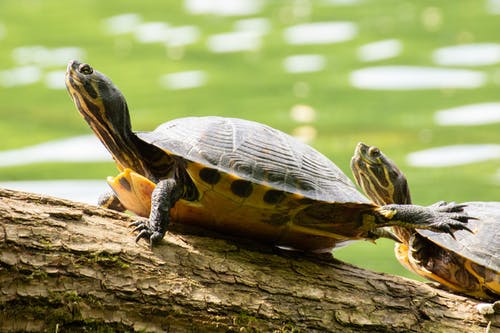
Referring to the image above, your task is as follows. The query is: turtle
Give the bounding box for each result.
[65,60,472,253]
[351,142,499,300]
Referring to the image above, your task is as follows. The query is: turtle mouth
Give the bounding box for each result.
[66,60,83,82]
[65,60,80,87]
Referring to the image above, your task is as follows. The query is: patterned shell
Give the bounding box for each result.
[137,116,368,203]
[417,201,500,272]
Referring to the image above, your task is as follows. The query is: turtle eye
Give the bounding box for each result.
[368,146,380,158]
[79,63,93,75]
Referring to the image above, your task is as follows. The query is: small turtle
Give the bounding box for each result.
[65,60,471,252]
[351,142,499,300]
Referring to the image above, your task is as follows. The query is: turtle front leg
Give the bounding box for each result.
[378,202,474,237]
[98,191,126,212]
[130,178,183,247]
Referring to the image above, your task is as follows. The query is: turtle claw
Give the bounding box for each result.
[422,202,475,236]
[432,201,467,213]
[129,219,150,241]
[422,201,477,239]
[129,219,165,247]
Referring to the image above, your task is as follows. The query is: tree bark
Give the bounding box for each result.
[0,187,497,332]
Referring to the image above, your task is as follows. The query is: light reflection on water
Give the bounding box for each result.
[0,135,110,167]
[159,70,207,90]
[102,13,142,35]
[0,180,107,205]
[434,103,500,126]
[357,39,402,62]
[12,46,85,67]
[283,54,326,73]
[487,0,500,14]
[234,18,271,34]
[0,66,41,87]
[134,22,170,43]
[207,31,261,53]
[407,144,500,167]
[284,21,357,45]
[184,0,263,16]
[350,66,486,90]
[433,43,500,67]
[1,46,85,88]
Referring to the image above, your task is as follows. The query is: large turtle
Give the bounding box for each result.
[65,60,472,252]
[351,142,499,300]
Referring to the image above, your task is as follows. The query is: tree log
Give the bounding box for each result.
[0,188,497,332]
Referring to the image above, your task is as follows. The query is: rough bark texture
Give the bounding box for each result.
[0,187,497,332]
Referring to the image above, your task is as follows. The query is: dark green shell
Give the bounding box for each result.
[417,201,500,272]
[137,116,367,203]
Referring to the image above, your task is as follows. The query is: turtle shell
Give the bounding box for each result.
[138,116,368,204]
[416,201,500,272]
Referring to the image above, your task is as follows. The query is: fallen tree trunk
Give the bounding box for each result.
[0,187,497,332]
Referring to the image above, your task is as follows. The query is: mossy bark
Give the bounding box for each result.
[0,188,497,332]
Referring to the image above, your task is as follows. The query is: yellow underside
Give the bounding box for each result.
[106,166,379,252]
[394,241,499,301]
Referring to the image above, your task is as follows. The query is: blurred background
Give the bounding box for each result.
[0,0,499,280]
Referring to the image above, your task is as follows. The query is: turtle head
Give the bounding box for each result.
[65,60,146,173]
[66,60,131,139]
[350,142,412,205]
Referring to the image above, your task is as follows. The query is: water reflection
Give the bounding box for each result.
[134,22,170,43]
[207,31,261,53]
[487,0,500,14]
[184,0,263,16]
[234,18,271,35]
[321,0,360,5]
[167,26,200,47]
[284,22,357,45]
[0,135,110,167]
[159,70,207,90]
[433,43,500,66]
[434,103,500,126]
[290,104,317,123]
[12,46,85,67]
[357,39,402,62]
[350,66,485,90]
[0,66,41,87]
[103,13,142,35]
[0,180,107,205]
[283,54,326,73]
[44,70,66,90]
[1,46,85,88]
[407,144,500,167]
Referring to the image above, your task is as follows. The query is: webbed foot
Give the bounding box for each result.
[424,202,474,237]
[382,202,474,237]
